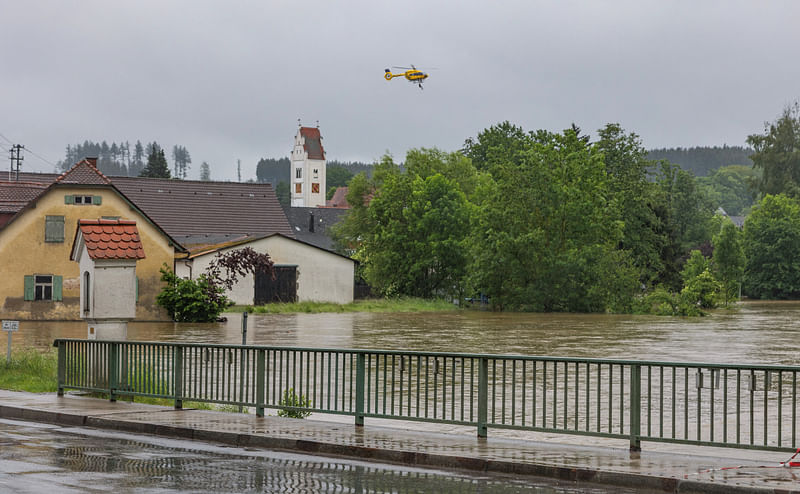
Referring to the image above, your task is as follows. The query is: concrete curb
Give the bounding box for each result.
[1,403,797,494]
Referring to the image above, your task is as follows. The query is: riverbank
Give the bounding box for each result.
[228,297,459,314]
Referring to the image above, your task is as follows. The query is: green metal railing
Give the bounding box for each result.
[54,339,800,452]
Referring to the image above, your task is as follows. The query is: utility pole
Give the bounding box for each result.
[9,144,24,181]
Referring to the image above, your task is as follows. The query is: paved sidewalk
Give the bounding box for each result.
[1,389,798,493]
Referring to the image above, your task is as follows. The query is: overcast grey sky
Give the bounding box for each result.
[1,1,798,181]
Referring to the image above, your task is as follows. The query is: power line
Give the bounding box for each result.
[0,131,59,171]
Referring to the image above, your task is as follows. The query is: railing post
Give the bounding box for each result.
[108,342,118,403]
[355,353,365,426]
[478,357,488,438]
[629,363,641,451]
[174,345,183,409]
[56,340,65,396]
[256,349,265,417]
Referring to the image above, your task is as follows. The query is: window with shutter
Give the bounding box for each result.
[45,216,65,243]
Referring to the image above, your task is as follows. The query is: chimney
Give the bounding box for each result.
[85,157,98,168]
[309,211,315,233]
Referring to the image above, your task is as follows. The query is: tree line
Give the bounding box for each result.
[331,104,800,313]
[59,140,210,180]
[647,145,753,177]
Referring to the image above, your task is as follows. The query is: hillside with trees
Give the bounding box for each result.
[647,145,753,176]
[58,140,196,179]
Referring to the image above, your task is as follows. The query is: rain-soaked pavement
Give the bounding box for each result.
[1,390,799,493]
[0,419,646,493]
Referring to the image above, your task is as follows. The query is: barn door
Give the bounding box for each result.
[254,265,297,304]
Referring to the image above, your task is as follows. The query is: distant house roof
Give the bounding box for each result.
[0,182,48,214]
[183,232,354,262]
[283,206,347,251]
[325,186,350,208]
[299,127,325,160]
[71,219,146,260]
[109,177,294,238]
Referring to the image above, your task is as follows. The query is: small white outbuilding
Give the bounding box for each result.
[175,233,355,305]
[70,219,145,340]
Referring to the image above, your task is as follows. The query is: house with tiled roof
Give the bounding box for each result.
[290,126,327,207]
[0,159,183,321]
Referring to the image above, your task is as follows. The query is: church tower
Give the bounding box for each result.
[290,125,326,207]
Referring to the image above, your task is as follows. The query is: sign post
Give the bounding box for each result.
[2,320,19,363]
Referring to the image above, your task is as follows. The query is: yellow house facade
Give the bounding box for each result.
[0,161,182,321]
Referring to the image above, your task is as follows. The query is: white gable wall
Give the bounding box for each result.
[176,235,354,305]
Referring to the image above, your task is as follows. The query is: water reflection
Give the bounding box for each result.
[6,301,800,365]
[2,421,638,493]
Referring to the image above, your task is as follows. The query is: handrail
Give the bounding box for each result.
[54,339,800,453]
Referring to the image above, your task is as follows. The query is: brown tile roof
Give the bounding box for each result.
[74,219,146,260]
[55,158,112,185]
[325,186,350,208]
[0,182,48,213]
[111,177,294,238]
[300,127,325,160]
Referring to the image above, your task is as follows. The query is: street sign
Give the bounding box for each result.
[2,320,19,332]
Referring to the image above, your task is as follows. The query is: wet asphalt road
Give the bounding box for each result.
[0,419,654,493]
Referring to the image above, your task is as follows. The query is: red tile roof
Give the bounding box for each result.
[300,127,325,160]
[76,219,146,260]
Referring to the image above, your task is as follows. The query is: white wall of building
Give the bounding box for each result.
[176,235,354,305]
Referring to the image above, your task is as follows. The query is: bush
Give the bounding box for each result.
[156,265,231,322]
[277,388,312,418]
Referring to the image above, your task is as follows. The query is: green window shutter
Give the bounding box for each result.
[45,215,65,243]
[53,276,63,301]
[24,275,34,301]
[64,195,74,204]
[93,195,102,205]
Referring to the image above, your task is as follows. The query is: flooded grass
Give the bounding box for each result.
[232,297,459,314]
[0,348,58,393]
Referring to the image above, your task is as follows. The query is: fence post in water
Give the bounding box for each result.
[629,363,642,451]
[478,357,488,437]
[256,349,265,417]
[355,353,365,426]
[108,342,118,402]
[56,340,65,396]
[173,345,183,409]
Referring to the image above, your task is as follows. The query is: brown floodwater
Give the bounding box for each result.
[4,300,799,365]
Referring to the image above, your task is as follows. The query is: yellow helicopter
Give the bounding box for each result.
[384,65,429,89]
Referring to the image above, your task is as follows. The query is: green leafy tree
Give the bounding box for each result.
[747,103,800,198]
[742,194,800,299]
[327,165,354,191]
[697,165,758,216]
[680,250,710,284]
[680,269,721,310]
[595,124,664,286]
[468,127,638,312]
[140,143,171,178]
[274,181,290,208]
[712,221,745,305]
[157,267,229,322]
